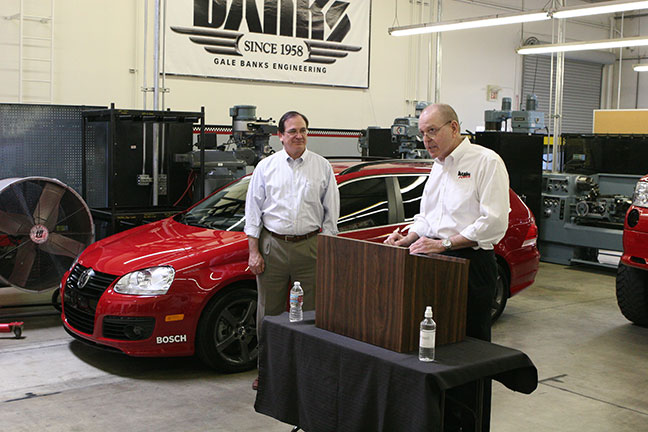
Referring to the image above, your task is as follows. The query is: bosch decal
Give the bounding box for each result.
[157,334,188,344]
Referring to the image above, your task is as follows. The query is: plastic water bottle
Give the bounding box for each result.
[419,306,436,362]
[289,281,303,322]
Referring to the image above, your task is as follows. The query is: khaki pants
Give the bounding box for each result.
[256,228,318,337]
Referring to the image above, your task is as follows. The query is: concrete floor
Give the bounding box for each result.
[1,262,647,431]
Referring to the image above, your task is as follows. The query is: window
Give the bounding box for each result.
[398,175,427,221]
[177,177,249,231]
[338,177,389,232]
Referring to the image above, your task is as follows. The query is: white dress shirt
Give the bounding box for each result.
[411,138,510,250]
[244,149,340,238]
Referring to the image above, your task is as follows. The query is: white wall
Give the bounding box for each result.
[0,0,633,133]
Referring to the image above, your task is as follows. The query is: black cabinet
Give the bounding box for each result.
[474,132,544,224]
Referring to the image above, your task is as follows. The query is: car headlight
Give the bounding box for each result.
[113,266,175,295]
[633,181,648,208]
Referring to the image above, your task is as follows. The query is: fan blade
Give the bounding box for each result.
[34,183,65,230]
[8,242,36,287]
[0,210,33,235]
[40,232,86,258]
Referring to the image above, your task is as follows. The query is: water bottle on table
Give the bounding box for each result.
[419,306,436,362]
[289,281,303,322]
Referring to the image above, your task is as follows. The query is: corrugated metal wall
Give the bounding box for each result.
[522,56,603,134]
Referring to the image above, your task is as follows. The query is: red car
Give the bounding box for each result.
[616,174,648,326]
[60,160,539,372]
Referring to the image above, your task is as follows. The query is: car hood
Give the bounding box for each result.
[79,217,248,275]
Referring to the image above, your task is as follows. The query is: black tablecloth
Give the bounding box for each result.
[254,311,537,432]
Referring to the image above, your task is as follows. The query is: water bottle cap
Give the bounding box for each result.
[294,281,301,286]
[425,306,433,318]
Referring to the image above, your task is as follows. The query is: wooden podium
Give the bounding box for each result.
[315,235,469,353]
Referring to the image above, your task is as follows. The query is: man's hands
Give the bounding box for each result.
[385,229,474,255]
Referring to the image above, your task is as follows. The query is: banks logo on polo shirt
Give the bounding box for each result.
[172,0,361,65]
[458,171,471,179]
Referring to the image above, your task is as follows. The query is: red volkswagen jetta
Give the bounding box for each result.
[60,160,539,371]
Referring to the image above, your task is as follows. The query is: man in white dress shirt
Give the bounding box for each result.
[244,111,340,389]
[385,103,509,431]
[385,103,509,341]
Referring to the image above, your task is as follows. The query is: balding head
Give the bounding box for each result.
[421,103,459,125]
[418,103,463,161]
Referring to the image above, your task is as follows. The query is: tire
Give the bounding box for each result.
[491,261,509,323]
[196,287,258,372]
[51,288,61,312]
[616,263,648,327]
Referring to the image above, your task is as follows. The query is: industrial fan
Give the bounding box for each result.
[0,177,94,292]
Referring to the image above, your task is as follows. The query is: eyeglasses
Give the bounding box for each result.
[284,128,308,137]
[417,120,452,140]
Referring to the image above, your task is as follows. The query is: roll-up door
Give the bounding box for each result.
[522,56,603,134]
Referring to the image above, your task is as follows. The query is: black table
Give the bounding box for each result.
[254,311,537,432]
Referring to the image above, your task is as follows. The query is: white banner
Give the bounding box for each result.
[166,0,371,88]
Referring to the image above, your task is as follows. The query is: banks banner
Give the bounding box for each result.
[166,0,371,88]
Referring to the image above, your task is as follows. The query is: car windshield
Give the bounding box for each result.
[175,177,250,231]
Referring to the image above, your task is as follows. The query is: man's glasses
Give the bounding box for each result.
[417,120,452,140]
[285,128,308,137]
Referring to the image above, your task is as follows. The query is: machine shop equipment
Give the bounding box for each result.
[226,105,276,166]
[358,127,395,158]
[82,104,204,238]
[539,173,638,267]
[485,95,545,134]
[175,105,277,196]
[538,134,648,267]
[0,321,23,338]
[484,97,512,131]
[512,94,545,134]
[390,101,430,159]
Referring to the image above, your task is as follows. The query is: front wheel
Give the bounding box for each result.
[196,287,258,372]
[616,263,648,327]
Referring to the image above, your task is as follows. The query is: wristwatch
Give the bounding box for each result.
[441,238,453,251]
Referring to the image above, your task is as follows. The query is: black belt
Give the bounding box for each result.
[268,229,320,242]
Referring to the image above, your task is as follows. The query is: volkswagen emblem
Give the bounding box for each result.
[78,268,94,289]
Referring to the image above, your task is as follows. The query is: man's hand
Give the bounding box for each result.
[248,250,265,275]
[384,229,419,247]
[384,228,404,245]
[247,236,265,275]
[409,237,444,255]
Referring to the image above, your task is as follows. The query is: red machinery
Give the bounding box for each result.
[0,321,24,338]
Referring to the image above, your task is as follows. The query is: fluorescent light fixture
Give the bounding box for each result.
[388,10,549,36]
[634,63,648,71]
[552,0,648,19]
[517,36,648,54]
[389,0,648,37]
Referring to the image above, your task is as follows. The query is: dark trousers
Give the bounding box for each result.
[442,248,497,432]
[442,248,497,342]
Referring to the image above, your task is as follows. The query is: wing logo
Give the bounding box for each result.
[171,0,362,65]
